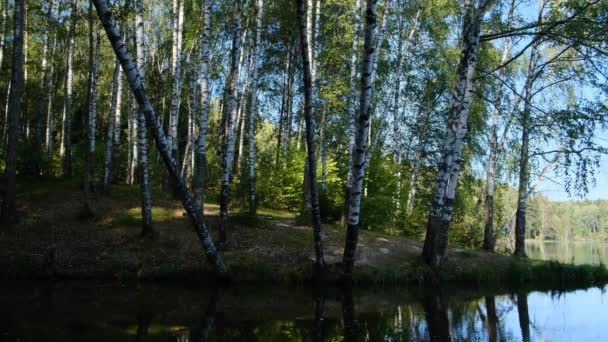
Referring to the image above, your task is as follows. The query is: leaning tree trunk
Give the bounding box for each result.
[60,0,76,178]
[482,0,515,252]
[103,58,122,193]
[422,0,494,269]
[247,0,263,216]
[297,0,325,269]
[193,0,212,213]
[342,0,377,279]
[1,0,24,225]
[135,0,153,236]
[218,0,243,245]
[91,0,227,276]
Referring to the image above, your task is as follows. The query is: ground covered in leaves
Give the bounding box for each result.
[1,178,607,288]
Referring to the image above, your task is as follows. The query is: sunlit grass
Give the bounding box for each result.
[257,207,296,219]
[117,206,180,226]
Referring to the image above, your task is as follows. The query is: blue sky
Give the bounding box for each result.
[538,156,608,201]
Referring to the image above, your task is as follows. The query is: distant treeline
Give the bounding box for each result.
[525,196,608,242]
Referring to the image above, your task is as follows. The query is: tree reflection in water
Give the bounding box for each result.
[422,293,452,341]
[517,292,531,342]
[0,283,604,341]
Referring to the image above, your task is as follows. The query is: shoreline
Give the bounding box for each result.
[2,181,607,289]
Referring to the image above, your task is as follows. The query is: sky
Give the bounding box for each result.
[538,155,608,201]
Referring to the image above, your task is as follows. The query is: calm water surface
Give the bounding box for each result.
[526,240,608,265]
[1,282,607,341]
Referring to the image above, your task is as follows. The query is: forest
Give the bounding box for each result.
[525,197,608,241]
[0,0,607,281]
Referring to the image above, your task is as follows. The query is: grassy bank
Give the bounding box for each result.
[2,178,607,289]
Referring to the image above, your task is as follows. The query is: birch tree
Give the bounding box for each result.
[45,29,57,160]
[0,0,7,70]
[345,0,362,217]
[194,0,212,212]
[482,0,515,252]
[34,0,54,173]
[135,0,153,236]
[82,22,101,216]
[91,0,227,276]
[60,0,76,178]
[422,0,495,269]
[342,0,377,279]
[103,58,122,193]
[168,0,184,167]
[297,0,325,269]
[218,0,243,245]
[1,0,24,225]
[248,0,264,216]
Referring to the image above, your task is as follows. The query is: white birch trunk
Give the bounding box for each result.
[246,0,263,215]
[1,0,24,224]
[369,0,393,86]
[514,0,547,256]
[135,0,153,235]
[482,0,515,251]
[60,0,76,177]
[168,0,184,162]
[297,0,326,268]
[342,0,377,278]
[218,0,243,244]
[35,0,54,170]
[345,0,362,198]
[236,53,252,173]
[276,49,291,166]
[0,0,7,70]
[87,25,101,184]
[112,69,123,177]
[103,58,122,192]
[405,150,421,215]
[422,0,494,269]
[45,33,57,159]
[194,0,211,212]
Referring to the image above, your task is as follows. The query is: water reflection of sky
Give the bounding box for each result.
[502,287,608,342]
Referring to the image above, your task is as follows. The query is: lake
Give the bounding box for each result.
[526,240,608,265]
[1,282,607,341]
